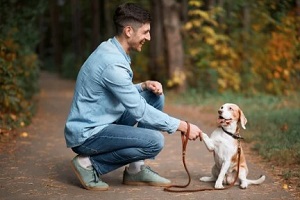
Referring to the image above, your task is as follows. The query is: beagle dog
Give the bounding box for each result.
[200,103,265,189]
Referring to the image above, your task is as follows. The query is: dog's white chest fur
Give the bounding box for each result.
[210,129,237,167]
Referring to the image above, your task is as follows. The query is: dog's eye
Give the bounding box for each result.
[229,107,233,111]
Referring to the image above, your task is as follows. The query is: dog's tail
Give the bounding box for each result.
[247,175,266,185]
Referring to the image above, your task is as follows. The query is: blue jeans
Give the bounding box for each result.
[72,91,165,175]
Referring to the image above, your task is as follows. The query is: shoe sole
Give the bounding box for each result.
[123,180,171,187]
[70,161,109,191]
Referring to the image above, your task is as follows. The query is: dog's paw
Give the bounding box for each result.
[240,182,248,189]
[214,182,224,189]
[200,176,215,182]
[202,133,209,139]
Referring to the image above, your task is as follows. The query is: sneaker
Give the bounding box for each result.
[123,165,171,187]
[71,156,109,191]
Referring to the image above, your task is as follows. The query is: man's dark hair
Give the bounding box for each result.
[113,3,151,35]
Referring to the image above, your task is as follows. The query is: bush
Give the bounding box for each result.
[0,1,44,133]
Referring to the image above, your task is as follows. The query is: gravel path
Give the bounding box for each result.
[0,72,295,200]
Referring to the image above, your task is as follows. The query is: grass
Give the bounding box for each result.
[166,90,300,186]
[249,108,300,165]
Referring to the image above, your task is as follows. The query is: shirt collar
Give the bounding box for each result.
[112,37,131,64]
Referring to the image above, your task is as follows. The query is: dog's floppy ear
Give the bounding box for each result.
[239,109,247,129]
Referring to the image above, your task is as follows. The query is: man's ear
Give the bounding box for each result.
[124,26,133,38]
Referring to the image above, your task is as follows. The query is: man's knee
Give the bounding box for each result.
[156,94,165,110]
[141,91,165,111]
[151,131,164,152]
[149,93,165,111]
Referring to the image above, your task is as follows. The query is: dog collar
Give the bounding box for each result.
[221,127,244,140]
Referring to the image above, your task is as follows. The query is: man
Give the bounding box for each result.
[64,3,203,191]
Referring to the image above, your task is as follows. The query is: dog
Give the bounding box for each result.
[200,103,265,189]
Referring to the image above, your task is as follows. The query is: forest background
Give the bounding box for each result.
[0,0,300,196]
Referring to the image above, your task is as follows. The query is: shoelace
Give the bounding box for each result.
[145,166,159,176]
[93,169,99,183]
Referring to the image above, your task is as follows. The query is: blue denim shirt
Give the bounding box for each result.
[64,37,180,148]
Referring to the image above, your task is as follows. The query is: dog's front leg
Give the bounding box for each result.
[215,161,231,189]
[202,133,215,152]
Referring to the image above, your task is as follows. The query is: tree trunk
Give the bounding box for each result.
[242,2,250,55]
[207,0,215,9]
[161,0,185,92]
[149,0,166,81]
[217,0,224,26]
[49,0,62,72]
[180,0,189,23]
[38,13,46,62]
[71,0,84,60]
[296,0,300,37]
[224,0,232,35]
[100,0,113,41]
[91,0,100,51]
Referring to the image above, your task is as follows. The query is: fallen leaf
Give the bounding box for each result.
[20,132,28,138]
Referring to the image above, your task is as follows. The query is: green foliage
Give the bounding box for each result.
[0,0,44,130]
[184,0,300,95]
[184,0,241,93]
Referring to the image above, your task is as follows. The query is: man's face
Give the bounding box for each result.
[128,23,151,52]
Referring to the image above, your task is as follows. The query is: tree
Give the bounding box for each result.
[161,0,186,92]
[149,0,166,81]
[49,0,62,72]
[71,0,84,60]
[0,0,42,131]
[91,0,100,51]
[99,0,114,41]
[297,0,300,37]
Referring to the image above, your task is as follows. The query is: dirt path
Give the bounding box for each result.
[0,72,296,200]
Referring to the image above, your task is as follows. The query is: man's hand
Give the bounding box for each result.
[142,80,163,95]
[178,121,203,141]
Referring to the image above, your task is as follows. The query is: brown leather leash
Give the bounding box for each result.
[164,121,242,193]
